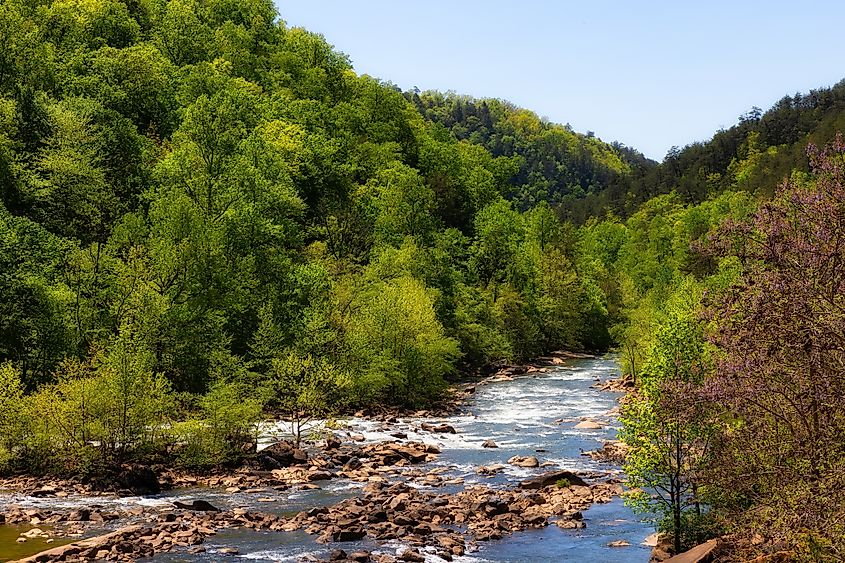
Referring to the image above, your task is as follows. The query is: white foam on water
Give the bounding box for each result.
[239,549,323,561]
[0,492,179,511]
[324,481,362,493]
[379,541,495,563]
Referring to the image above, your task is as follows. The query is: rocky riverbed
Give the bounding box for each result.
[0,354,653,562]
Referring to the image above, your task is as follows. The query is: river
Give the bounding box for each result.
[1,355,653,562]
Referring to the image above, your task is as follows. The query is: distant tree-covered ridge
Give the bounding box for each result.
[567,80,845,220]
[407,91,651,211]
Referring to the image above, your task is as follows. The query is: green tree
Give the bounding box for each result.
[346,276,460,405]
[267,352,349,446]
[622,280,714,554]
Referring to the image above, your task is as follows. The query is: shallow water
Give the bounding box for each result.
[0,524,74,561]
[1,356,654,562]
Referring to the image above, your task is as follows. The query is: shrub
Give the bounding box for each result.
[174,379,262,468]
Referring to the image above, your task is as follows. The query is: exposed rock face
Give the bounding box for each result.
[518,470,588,489]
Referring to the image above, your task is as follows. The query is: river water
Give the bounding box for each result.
[1,356,653,562]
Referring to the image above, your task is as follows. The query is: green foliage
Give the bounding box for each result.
[0,362,24,468]
[566,81,845,221]
[265,352,350,446]
[621,279,715,553]
[175,378,262,468]
[0,0,700,479]
[409,92,635,210]
[346,276,460,405]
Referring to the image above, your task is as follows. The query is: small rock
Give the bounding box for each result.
[574,419,604,430]
[173,500,221,512]
[344,457,363,470]
[642,532,660,547]
[30,486,58,497]
[481,439,498,448]
[333,529,366,542]
[507,455,539,468]
[420,422,456,434]
[400,548,426,562]
[518,470,588,489]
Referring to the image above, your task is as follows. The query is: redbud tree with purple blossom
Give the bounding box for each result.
[702,136,845,556]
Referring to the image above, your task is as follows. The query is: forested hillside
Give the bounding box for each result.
[0,0,619,474]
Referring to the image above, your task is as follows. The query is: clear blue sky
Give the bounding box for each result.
[275,1,845,161]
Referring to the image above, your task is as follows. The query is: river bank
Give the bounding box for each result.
[1,354,653,562]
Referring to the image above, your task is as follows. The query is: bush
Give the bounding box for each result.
[174,379,262,468]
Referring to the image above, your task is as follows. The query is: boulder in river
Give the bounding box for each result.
[420,422,457,434]
[574,419,604,430]
[582,440,629,463]
[173,500,221,512]
[507,455,539,468]
[307,470,333,481]
[332,527,366,542]
[518,470,588,489]
[262,440,309,466]
[117,464,161,494]
[481,439,498,448]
